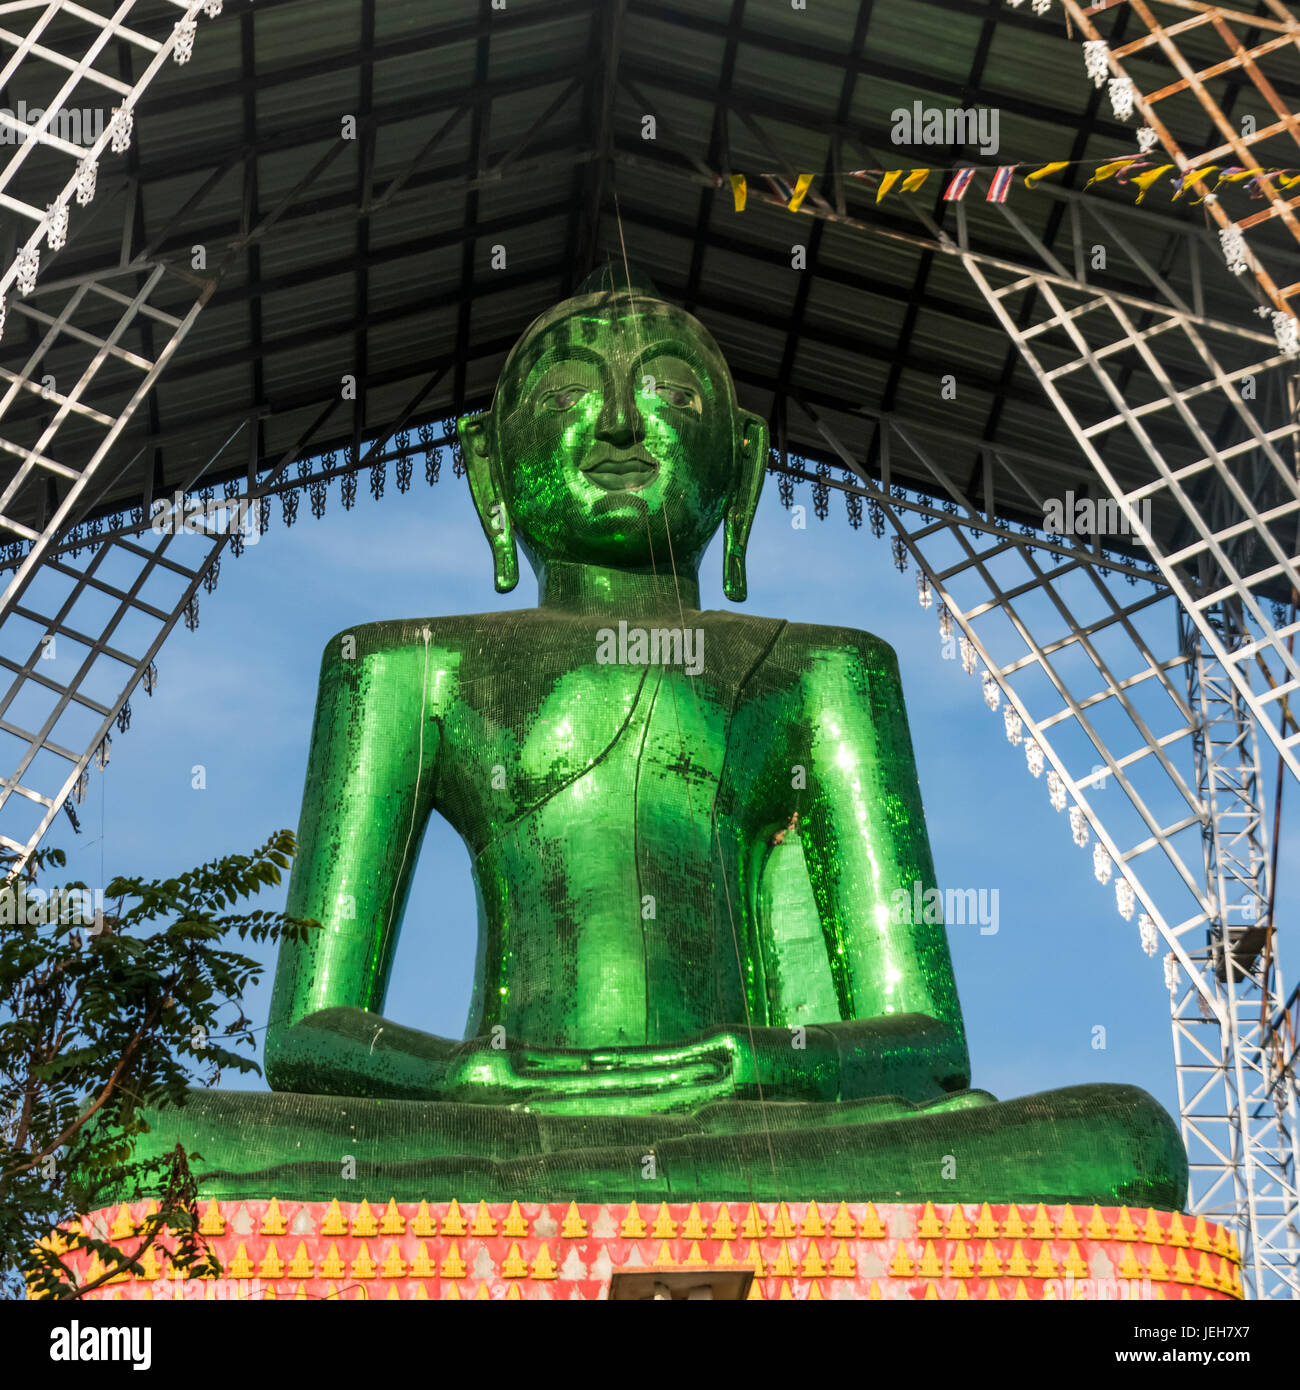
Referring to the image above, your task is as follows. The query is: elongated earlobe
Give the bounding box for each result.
[723,412,769,602]
[459,412,519,593]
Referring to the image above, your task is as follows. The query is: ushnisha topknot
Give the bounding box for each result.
[493,261,736,415]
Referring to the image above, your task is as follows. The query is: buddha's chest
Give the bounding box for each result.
[444,656,736,815]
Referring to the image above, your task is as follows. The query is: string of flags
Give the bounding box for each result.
[729,159,1300,215]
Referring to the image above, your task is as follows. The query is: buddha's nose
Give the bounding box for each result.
[594,379,644,449]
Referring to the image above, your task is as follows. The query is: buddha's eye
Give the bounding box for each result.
[544,387,589,412]
[656,383,698,410]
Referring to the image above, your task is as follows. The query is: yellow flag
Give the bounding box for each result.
[1130,164,1173,204]
[1173,166,1218,201]
[788,173,814,212]
[901,168,929,193]
[1086,158,1141,188]
[876,170,904,202]
[1218,167,1263,183]
[1275,170,1300,189]
[1025,161,1069,188]
[729,174,747,212]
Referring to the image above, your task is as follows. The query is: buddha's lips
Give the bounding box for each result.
[581,454,659,490]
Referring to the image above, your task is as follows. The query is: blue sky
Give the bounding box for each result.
[46,455,1298,1128]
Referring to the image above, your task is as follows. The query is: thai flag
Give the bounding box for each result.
[765,175,793,204]
[943,169,976,201]
[986,166,1016,202]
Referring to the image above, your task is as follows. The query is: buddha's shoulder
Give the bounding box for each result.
[767,619,900,671]
[318,610,538,660]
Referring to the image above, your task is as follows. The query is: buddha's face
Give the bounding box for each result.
[490,296,741,571]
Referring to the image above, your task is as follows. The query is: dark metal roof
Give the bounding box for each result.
[4,0,1298,583]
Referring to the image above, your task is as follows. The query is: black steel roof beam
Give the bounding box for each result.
[239,4,266,505]
[617,198,1046,351]
[571,0,626,289]
[2,259,572,427]
[44,140,585,291]
[115,62,591,190]
[615,147,1284,335]
[137,0,596,116]
[771,0,875,449]
[114,36,164,515]
[453,0,493,422]
[973,0,1132,494]
[683,0,747,315]
[634,1,1300,125]
[352,0,377,473]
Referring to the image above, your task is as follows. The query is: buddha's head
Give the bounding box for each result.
[459,265,768,601]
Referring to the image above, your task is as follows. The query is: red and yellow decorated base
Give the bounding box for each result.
[47,1199,1244,1300]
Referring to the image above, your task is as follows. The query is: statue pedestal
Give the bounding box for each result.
[58,1199,1242,1301]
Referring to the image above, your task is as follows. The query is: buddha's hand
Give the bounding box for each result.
[444,1025,841,1107]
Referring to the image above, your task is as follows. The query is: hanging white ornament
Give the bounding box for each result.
[1271,309,1299,356]
[109,106,133,154]
[1219,224,1248,276]
[891,536,908,573]
[74,769,89,804]
[46,201,69,252]
[96,736,111,770]
[1003,705,1022,746]
[916,571,933,609]
[1092,841,1113,884]
[74,156,98,206]
[1136,126,1158,153]
[1083,40,1110,88]
[1115,877,1135,920]
[1108,77,1135,121]
[1005,0,1025,6]
[142,660,158,696]
[203,0,223,15]
[982,669,1000,711]
[15,245,38,295]
[959,636,977,675]
[1047,768,1066,811]
[1069,804,1089,847]
[1025,739,1044,778]
[0,295,6,340]
[1031,0,1050,13]
[1138,914,1157,956]
[938,603,953,643]
[1163,952,1180,994]
[173,18,198,64]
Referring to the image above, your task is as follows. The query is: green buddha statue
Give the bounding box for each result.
[127,267,1187,1208]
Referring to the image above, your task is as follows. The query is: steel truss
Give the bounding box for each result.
[0,0,216,311]
[775,412,1299,1297]
[1062,0,1300,323]
[626,130,1300,1291]
[1180,602,1300,1299]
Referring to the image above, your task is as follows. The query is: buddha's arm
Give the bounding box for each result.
[777,626,973,1100]
[264,627,445,1094]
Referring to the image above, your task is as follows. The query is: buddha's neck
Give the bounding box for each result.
[537,560,701,616]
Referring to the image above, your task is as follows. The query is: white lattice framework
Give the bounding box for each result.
[785,407,1299,1297]
[0,0,224,858]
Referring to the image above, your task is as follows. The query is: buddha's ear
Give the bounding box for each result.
[459,411,519,593]
[722,410,769,603]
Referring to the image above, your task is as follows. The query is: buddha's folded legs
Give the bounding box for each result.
[107,1082,1187,1209]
